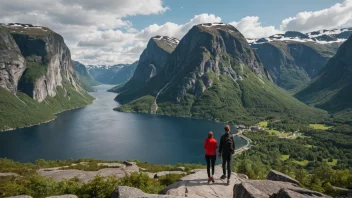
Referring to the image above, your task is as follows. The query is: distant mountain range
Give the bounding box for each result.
[248,28,352,91]
[295,35,352,123]
[247,28,352,45]
[86,62,138,85]
[112,23,327,125]
[72,61,100,92]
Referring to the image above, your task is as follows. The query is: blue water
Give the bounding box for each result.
[0,85,246,164]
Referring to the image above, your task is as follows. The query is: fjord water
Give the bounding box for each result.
[0,85,246,164]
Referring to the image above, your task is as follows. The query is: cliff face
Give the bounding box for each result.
[113,36,179,103]
[252,41,339,90]
[9,27,81,102]
[0,23,93,131]
[0,28,26,94]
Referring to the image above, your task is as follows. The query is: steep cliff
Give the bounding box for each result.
[0,23,93,131]
[295,35,352,122]
[116,23,326,124]
[252,41,339,90]
[0,27,26,94]
[73,60,100,92]
[112,36,179,103]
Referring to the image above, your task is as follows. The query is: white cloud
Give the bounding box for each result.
[230,16,281,38]
[280,0,352,32]
[137,14,222,40]
[0,0,168,65]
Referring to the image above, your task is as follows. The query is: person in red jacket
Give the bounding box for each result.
[204,131,218,183]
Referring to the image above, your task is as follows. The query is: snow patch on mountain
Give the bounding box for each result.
[248,28,352,45]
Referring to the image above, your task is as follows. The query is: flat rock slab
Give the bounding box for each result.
[37,168,126,182]
[37,162,139,182]
[146,171,186,178]
[112,186,183,198]
[163,165,244,198]
[233,180,331,198]
[46,195,78,198]
[0,172,20,177]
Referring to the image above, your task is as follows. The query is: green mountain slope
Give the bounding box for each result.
[252,41,339,91]
[116,24,327,125]
[295,36,352,122]
[73,60,100,91]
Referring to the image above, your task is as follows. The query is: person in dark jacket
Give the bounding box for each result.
[204,131,218,183]
[218,125,235,185]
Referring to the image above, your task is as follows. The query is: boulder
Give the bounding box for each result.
[274,188,331,198]
[233,180,331,198]
[266,170,300,186]
[123,161,134,166]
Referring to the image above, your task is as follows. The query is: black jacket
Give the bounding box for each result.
[218,132,235,156]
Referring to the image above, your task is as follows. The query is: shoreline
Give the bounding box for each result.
[0,101,94,133]
[234,129,252,155]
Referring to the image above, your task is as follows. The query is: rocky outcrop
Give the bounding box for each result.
[163,166,244,197]
[0,28,26,94]
[37,162,139,182]
[112,186,182,198]
[233,180,330,198]
[266,170,300,186]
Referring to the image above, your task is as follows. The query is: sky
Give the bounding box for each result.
[0,0,351,65]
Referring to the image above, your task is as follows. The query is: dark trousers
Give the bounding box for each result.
[205,155,216,178]
[222,154,232,179]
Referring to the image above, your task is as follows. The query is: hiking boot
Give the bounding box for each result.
[220,175,226,180]
[211,176,215,183]
[227,179,230,185]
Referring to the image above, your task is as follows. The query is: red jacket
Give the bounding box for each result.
[204,138,218,156]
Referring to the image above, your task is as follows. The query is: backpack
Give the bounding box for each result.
[223,134,234,154]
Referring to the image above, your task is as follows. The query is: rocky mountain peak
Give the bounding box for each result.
[162,23,269,81]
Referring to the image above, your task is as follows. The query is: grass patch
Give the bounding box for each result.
[323,159,338,166]
[136,161,205,174]
[266,129,292,137]
[258,121,268,128]
[309,124,333,130]
[292,160,310,166]
[280,155,290,161]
